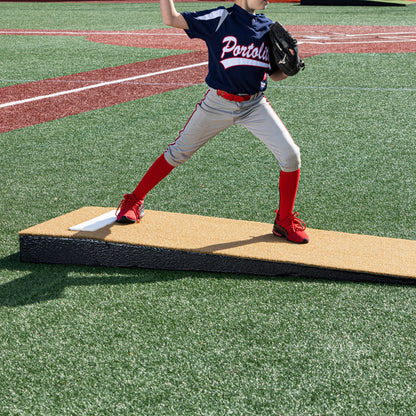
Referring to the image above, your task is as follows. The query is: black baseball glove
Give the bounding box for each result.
[268,21,305,77]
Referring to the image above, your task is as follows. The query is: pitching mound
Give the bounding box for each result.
[19,207,416,284]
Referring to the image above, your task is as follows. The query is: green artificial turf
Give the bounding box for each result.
[0,1,416,28]
[1,2,416,415]
[1,269,416,415]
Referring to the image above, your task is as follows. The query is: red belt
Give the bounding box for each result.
[217,89,253,102]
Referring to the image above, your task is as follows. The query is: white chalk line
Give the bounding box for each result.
[2,76,413,112]
[0,61,208,109]
[2,80,413,94]
[344,31,416,37]
[299,39,416,45]
[301,31,416,39]
[0,79,197,86]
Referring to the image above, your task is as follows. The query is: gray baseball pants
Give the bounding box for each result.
[164,88,301,173]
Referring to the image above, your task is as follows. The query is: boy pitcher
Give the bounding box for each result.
[116,0,309,244]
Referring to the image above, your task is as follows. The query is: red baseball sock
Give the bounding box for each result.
[132,153,175,201]
[278,169,300,220]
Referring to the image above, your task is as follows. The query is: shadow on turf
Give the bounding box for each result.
[0,252,181,307]
[1,252,415,307]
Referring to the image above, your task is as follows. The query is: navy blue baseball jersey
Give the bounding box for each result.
[182,4,273,95]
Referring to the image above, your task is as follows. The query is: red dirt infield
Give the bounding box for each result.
[1,25,415,132]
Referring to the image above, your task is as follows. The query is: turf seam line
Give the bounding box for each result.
[271,85,416,92]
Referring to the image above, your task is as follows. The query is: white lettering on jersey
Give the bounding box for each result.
[195,9,228,32]
[220,58,270,69]
[220,36,269,69]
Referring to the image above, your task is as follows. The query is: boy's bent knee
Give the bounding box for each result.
[164,148,191,167]
[280,147,301,172]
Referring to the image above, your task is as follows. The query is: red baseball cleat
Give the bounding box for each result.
[115,194,145,224]
[273,211,309,244]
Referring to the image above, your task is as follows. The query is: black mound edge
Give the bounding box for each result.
[19,235,416,285]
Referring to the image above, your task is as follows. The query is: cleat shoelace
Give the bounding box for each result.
[116,194,143,221]
[277,211,306,232]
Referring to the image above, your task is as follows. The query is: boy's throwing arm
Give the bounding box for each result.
[160,0,189,30]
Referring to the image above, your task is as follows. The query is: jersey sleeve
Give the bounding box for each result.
[182,7,229,41]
